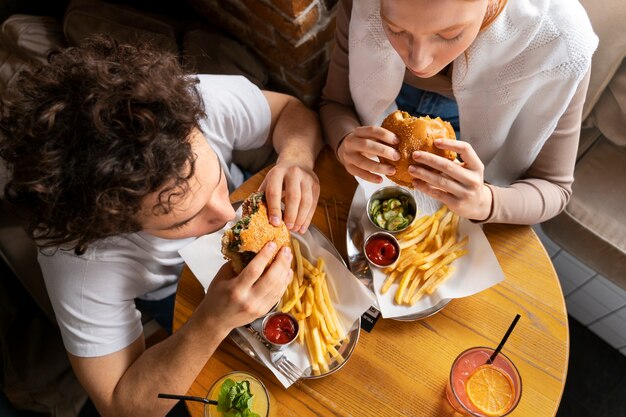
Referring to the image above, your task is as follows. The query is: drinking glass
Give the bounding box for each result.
[205,371,271,417]
[446,347,522,416]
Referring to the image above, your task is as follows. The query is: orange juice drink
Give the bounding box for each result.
[206,371,273,417]
[446,347,522,416]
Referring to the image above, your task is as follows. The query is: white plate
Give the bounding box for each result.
[347,184,506,320]
[346,186,451,320]
[232,225,361,379]
[180,199,375,385]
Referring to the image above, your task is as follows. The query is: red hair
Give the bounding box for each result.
[481,0,507,30]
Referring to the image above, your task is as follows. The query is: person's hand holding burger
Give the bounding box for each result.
[336,125,402,184]
[381,111,493,222]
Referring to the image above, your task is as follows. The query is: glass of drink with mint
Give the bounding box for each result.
[205,371,271,417]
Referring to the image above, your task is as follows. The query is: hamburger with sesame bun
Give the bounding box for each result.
[221,192,291,274]
[381,110,457,187]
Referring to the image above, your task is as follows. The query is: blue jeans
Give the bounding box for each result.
[395,83,461,139]
[135,292,177,334]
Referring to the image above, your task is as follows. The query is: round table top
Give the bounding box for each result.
[174,147,568,417]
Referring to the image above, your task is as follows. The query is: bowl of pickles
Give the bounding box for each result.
[366,186,417,233]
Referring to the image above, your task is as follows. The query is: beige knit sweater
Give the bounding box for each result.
[320,0,593,225]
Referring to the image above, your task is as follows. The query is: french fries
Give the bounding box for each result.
[279,238,348,375]
[385,206,468,305]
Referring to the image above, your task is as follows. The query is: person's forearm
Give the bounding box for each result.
[481,180,571,224]
[318,0,361,156]
[108,310,230,417]
[319,101,361,155]
[272,99,324,169]
[480,68,590,225]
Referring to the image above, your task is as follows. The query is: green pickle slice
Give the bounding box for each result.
[387,216,406,231]
[388,199,402,209]
[369,195,414,231]
[383,209,401,221]
[375,212,386,228]
[370,199,381,213]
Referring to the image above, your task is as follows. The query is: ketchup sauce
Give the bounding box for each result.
[365,235,399,266]
[263,313,297,344]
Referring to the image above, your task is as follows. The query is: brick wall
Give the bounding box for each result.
[186,0,338,106]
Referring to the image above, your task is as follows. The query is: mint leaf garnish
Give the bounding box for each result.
[217,379,236,412]
[216,378,258,416]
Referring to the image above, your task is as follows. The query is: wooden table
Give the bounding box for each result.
[174,147,569,417]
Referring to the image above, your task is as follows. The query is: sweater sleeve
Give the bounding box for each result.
[319,0,361,155]
[480,68,591,225]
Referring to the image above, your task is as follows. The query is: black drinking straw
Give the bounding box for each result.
[158,393,218,406]
[487,314,521,365]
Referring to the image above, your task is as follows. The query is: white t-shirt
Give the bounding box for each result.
[39,75,271,357]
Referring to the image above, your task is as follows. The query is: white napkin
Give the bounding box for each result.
[179,215,375,388]
[355,177,506,318]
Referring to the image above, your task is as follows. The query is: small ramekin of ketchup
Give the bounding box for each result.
[364,231,401,268]
[262,312,299,350]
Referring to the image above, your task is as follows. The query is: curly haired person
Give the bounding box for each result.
[0,35,322,417]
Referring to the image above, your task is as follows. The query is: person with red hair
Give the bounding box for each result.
[321,0,597,224]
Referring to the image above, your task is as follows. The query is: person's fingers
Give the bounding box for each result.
[431,138,467,152]
[409,164,466,196]
[259,172,284,227]
[298,181,320,233]
[349,137,401,162]
[282,174,301,230]
[298,198,317,234]
[347,153,396,176]
[353,126,399,145]
[346,163,385,183]
[339,128,402,184]
[293,182,315,232]
[410,151,473,184]
[433,139,484,171]
[239,241,279,287]
[251,246,293,302]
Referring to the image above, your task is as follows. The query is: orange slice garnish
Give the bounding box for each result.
[466,365,515,416]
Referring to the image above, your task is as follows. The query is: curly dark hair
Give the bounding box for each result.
[0,35,205,254]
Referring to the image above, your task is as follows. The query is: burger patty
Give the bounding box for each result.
[242,191,265,217]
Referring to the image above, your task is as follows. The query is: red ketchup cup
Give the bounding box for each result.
[261,312,300,351]
[363,231,401,268]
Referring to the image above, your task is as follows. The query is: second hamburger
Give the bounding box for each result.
[381,110,457,188]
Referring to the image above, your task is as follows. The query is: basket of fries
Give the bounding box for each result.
[256,230,375,382]
[179,216,376,387]
[348,179,507,320]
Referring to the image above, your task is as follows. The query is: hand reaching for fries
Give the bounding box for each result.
[380,206,468,305]
[279,238,348,376]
